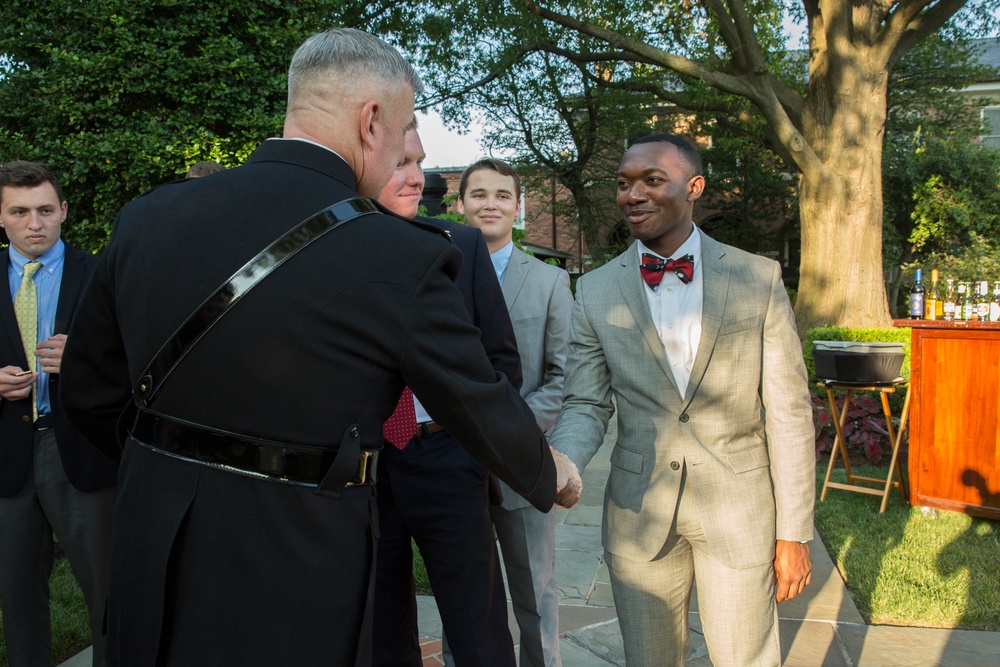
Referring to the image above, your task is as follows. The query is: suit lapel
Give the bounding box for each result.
[685,230,729,405]
[616,245,681,396]
[0,250,28,365]
[501,248,529,311]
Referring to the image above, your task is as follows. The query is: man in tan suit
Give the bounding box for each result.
[550,134,814,666]
[459,159,574,667]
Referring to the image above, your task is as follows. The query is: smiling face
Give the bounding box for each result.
[377,127,426,218]
[616,141,704,258]
[458,168,521,253]
[0,182,66,259]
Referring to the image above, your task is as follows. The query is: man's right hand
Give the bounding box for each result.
[0,365,36,400]
[550,446,583,508]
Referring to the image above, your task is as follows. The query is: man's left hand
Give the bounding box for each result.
[35,334,67,374]
[774,539,812,603]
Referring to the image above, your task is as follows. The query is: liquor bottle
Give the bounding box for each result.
[990,282,1000,322]
[955,281,967,321]
[943,279,956,321]
[961,282,974,321]
[925,269,942,320]
[976,281,991,321]
[909,269,925,319]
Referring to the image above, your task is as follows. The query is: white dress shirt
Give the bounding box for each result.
[637,226,703,397]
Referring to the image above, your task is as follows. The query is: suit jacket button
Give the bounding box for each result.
[670,461,680,471]
[679,413,689,422]
[22,415,31,423]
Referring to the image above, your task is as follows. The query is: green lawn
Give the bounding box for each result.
[0,557,91,667]
[815,467,1000,630]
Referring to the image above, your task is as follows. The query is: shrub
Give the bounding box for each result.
[812,392,895,463]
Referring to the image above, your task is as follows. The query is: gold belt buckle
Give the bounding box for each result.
[346,449,378,487]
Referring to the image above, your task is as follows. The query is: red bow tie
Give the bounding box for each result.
[640,253,695,289]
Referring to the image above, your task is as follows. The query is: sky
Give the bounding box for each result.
[418,109,486,169]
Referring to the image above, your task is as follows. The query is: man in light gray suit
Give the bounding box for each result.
[459,158,574,667]
[550,135,814,667]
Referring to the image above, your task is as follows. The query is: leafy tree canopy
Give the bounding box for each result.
[401,0,1000,329]
[0,0,403,252]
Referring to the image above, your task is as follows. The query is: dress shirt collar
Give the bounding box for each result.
[490,240,515,285]
[266,137,347,164]
[9,238,65,276]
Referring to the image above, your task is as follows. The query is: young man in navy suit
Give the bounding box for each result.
[0,161,117,667]
[374,127,523,667]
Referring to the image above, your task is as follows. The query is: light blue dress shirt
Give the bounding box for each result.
[7,239,65,414]
[490,240,515,285]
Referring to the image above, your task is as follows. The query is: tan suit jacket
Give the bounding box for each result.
[550,231,814,569]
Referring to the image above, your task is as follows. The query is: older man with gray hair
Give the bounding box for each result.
[61,28,569,667]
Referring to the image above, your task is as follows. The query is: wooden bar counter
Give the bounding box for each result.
[894,319,1000,519]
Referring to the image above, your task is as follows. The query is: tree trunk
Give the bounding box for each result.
[794,47,893,332]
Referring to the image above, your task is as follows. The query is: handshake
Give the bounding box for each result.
[550,446,583,509]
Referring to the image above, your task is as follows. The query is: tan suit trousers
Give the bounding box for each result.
[605,465,781,667]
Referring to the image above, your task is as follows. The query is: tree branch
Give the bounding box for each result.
[883,0,969,69]
[569,63,743,115]
[701,0,750,71]
[525,1,818,175]
[717,0,770,73]
[525,1,755,98]
[415,44,537,110]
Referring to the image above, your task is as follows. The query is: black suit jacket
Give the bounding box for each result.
[0,243,118,496]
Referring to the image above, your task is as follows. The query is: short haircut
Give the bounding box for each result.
[186,161,226,178]
[287,28,423,105]
[628,133,703,177]
[0,161,64,204]
[459,158,521,200]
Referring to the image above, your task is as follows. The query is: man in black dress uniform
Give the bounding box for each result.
[61,29,571,667]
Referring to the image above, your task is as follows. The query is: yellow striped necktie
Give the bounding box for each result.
[14,261,42,420]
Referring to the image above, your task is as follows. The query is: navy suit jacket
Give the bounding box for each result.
[418,216,521,391]
[0,243,118,496]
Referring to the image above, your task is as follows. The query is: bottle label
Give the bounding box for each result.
[909,294,925,318]
[978,303,990,319]
[990,303,1000,322]
[943,302,956,319]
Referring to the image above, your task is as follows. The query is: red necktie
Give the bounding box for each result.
[640,253,695,289]
[383,387,418,449]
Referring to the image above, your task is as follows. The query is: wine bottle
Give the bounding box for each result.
[976,281,991,321]
[961,282,974,321]
[909,269,925,319]
[943,279,956,321]
[925,269,941,320]
[990,282,1000,322]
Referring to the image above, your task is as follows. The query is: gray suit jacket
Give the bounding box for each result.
[500,248,573,510]
[549,231,815,569]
